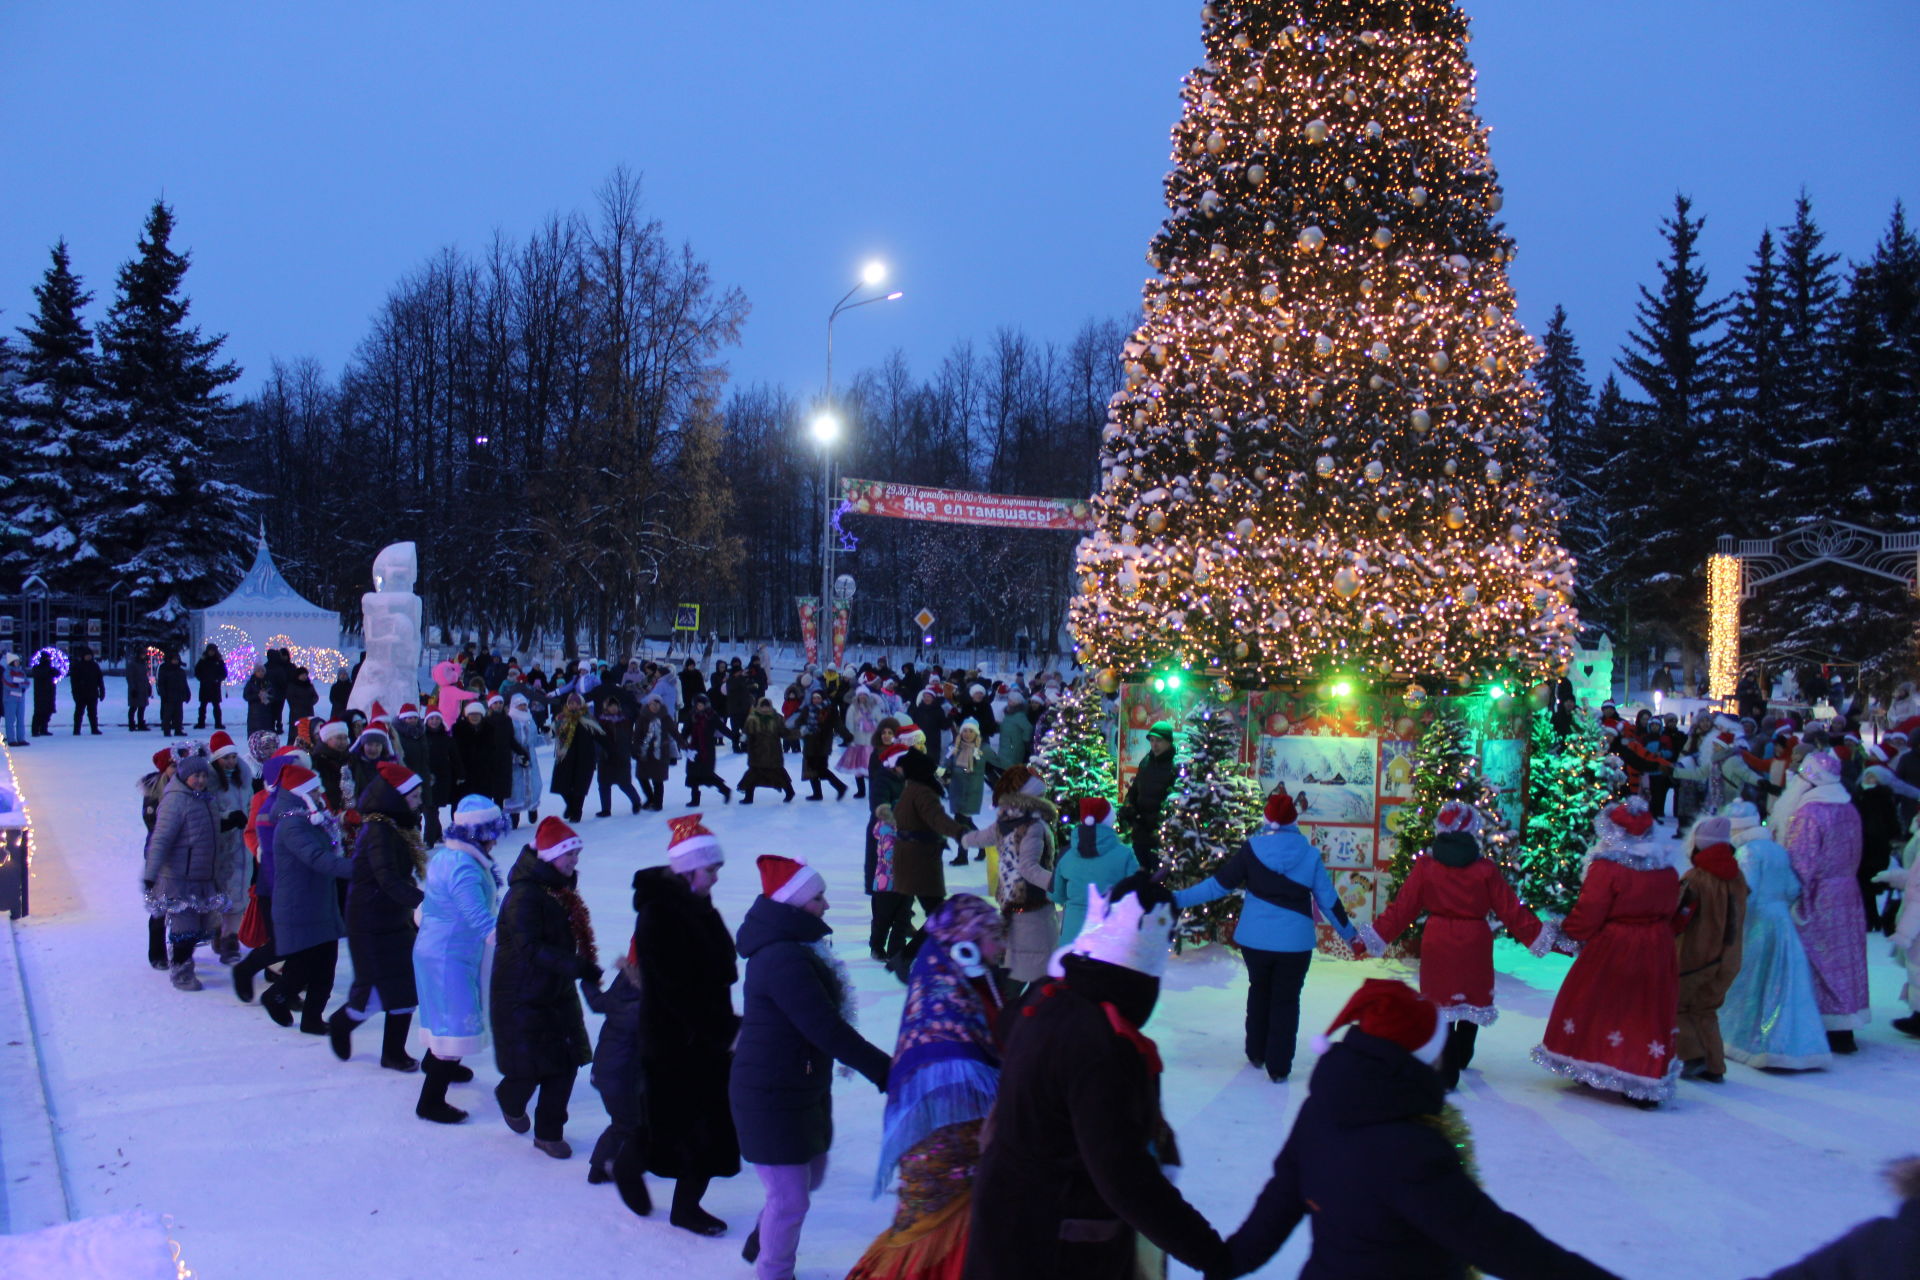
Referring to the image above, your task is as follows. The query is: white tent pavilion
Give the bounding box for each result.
[189,535,344,683]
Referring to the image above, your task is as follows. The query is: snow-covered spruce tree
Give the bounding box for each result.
[1071,0,1577,686]
[93,201,254,643]
[1031,680,1118,841]
[1504,706,1610,916]
[5,239,111,592]
[1159,698,1263,944]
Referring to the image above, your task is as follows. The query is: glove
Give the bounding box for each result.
[222,812,248,832]
[578,961,604,988]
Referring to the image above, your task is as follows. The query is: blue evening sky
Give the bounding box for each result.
[3,1,1914,406]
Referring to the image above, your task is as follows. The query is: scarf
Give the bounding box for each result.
[873,937,1001,1196]
[363,812,428,876]
[550,878,597,961]
[1690,842,1741,882]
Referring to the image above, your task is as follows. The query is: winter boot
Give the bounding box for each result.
[806,782,823,801]
[423,1050,474,1083]
[510,812,521,828]
[168,939,202,991]
[855,776,867,800]
[496,1081,532,1134]
[415,1056,469,1125]
[262,986,295,1027]
[217,934,241,965]
[327,1005,364,1061]
[832,778,848,800]
[743,1225,761,1264]
[148,916,169,971]
[534,1137,573,1159]
[669,1177,725,1236]
[783,788,796,803]
[1891,1013,1920,1038]
[380,1012,419,1072]
[1826,1029,1859,1054]
[720,782,732,805]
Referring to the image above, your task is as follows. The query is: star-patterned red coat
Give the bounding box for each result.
[1532,847,1683,1103]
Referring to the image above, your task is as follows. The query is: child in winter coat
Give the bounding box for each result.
[1361,800,1551,1090]
[1054,797,1137,943]
[1174,788,1358,1082]
[1675,815,1750,1083]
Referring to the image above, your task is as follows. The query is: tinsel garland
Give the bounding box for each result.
[1416,1103,1483,1280]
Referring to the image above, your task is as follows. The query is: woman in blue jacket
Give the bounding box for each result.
[1173,789,1356,1081]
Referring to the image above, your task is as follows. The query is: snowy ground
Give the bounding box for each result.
[1,716,1916,1279]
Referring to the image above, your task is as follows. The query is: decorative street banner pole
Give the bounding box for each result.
[838,478,1095,532]
[797,597,820,667]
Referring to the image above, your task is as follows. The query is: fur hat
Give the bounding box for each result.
[534,815,583,862]
[757,854,825,906]
[1800,750,1843,786]
[447,794,506,843]
[1311,978,1447,1066]
[1050,874,1176,979]
[666,814,723,873]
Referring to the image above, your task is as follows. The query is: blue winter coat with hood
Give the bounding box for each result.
[728,895,890,1166]
[1173,822,1355,952]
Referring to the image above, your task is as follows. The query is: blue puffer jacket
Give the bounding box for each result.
[1173,824,1355,953]
[728,896,889,1166]
[268,788,354,955]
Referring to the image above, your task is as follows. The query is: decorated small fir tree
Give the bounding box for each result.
[1032,681,1119,841]
[1506,707,1611,915]
[1159,699,1264,943]
[1070,0,1578,685]
[1390,711,1508,900]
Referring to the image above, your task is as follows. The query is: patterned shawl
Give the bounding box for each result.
[873,932,1002,1196]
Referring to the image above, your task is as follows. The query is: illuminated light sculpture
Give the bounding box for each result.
[29,647,69,682]
[1706,553,1741,703]
[211,624,254,686]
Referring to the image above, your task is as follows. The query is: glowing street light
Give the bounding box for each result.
[810,411,842,446]
[862,260,887,286]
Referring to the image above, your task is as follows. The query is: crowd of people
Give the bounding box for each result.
[113,654,1920,1278]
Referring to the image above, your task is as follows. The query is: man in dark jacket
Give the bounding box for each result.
[1120,721,1178,870]
[262,765,355,1033]
[124,644,151,730]
[194,643,226,729]
[67,644,104,734]
[29,651,58,736]
[1221,978,1619,1280]
[965,875,1228,1280]
[492,817,599,1159]
[264,646,294,733]
[326,764,427,1072]
[156,651,190,736]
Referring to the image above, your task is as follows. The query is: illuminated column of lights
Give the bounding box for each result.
[1707,553,1742,703]
[0,732,34,918]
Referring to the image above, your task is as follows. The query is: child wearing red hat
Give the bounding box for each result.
[732,855,890,1276]
[491,816,599,1159]
[1222,978,1620,1280]
[1360,799,1554,1090]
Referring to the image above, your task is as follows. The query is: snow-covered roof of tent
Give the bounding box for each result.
[191,535,341,653]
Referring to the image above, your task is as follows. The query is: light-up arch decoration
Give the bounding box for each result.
[1707,520,1920,701]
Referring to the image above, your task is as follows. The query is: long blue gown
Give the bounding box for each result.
[1722,835,1832,1071]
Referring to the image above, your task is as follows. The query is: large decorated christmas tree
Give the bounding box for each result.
[1072,0,1578,686]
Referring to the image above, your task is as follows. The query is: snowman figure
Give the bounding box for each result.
[349,542,422,719]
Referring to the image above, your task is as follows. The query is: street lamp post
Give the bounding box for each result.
[813,262,902,662]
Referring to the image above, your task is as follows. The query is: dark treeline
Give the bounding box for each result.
[4,178,1913,676]
[1537,194,1920,688]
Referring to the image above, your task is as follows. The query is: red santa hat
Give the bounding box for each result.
[351,724,390,753]
[1079,797,1114,827]
[1311,978,1448,1066]
[151,748,174,773]
[667,814,724,873]
[278,764,324,797]
[879,743,912,769]
[534,816,583,862]
[376,761,422,796]
[1435,800,1480,834]
[1264,789,1298,826]
[208,731,239,761]
[425,709,446,726]
[397,703,422,720]
[369,700,391,724]
[757,854,825,906]
[1602,797,1655,839]
[487,692,505,708]
[317,720,349,743]
[271,743,312,769]
[894,725,927,751]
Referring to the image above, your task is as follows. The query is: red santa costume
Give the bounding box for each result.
[1361,801,1555,1090]
[1361,801,1554,1025]
[1531,798,1682,1106]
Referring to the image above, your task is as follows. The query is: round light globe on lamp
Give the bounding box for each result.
[811,411,841,445]
[862,261,887,286]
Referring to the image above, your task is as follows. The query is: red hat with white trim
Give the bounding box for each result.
[208,731,239,761]
[1079,797,1113,826]
[376,762,422,796]
[398,703,422,720]
[667,814,724,873]
[1311,978,1448,1066]
[279,764,324,797]
[534,816,583,862]
[757,854,825,906]
[351,724,390,753]
[894,725,926,751]
[1264,789,1297,826]
[317,720,349,743]
[369,700,391,724]
[879,743,912,769]
[151,748,173,773]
